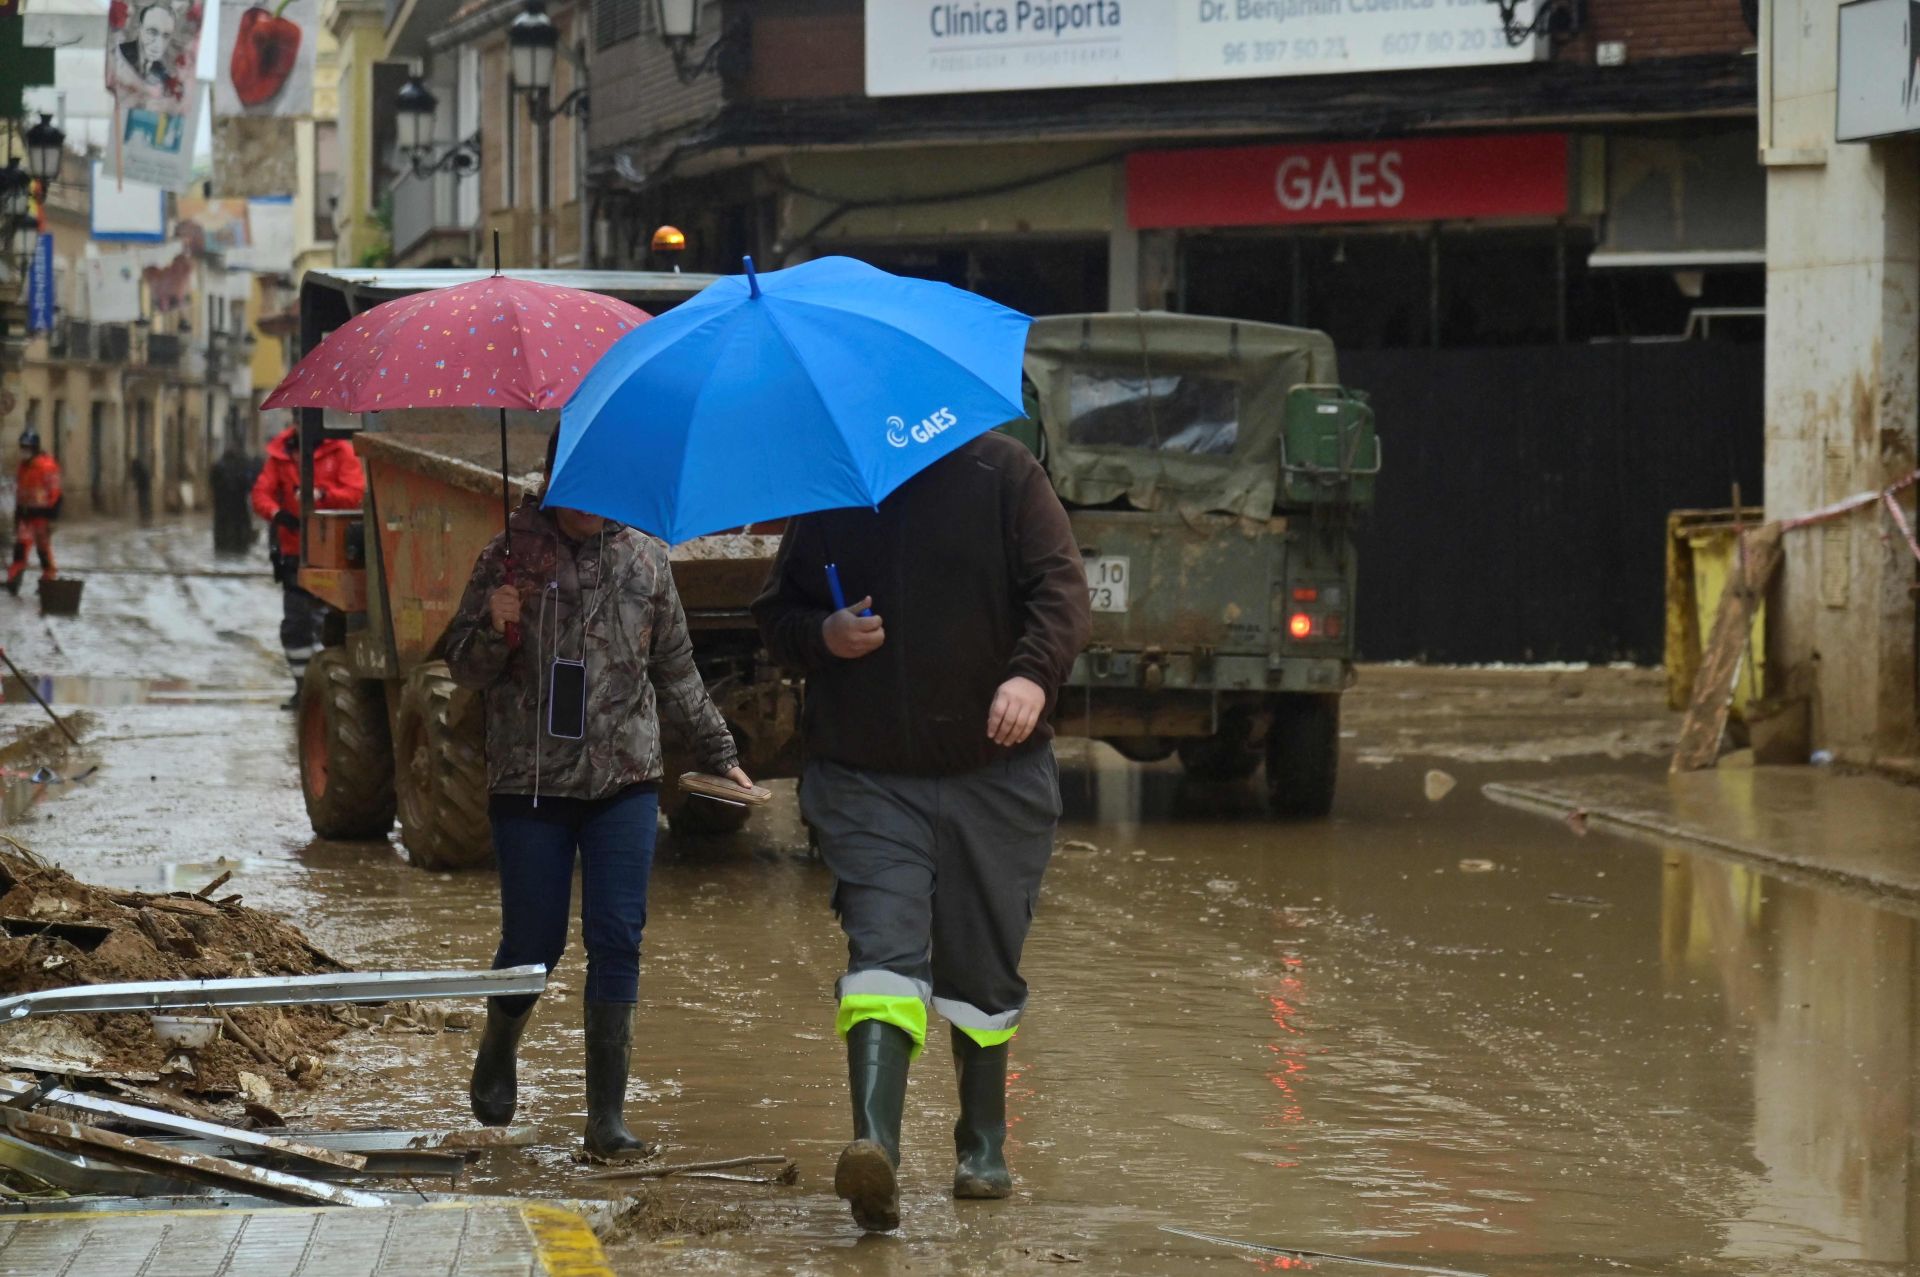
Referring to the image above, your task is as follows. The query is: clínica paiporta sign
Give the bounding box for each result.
[864,0,1545,97]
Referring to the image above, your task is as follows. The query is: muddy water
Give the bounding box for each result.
[5,518,1918,1275]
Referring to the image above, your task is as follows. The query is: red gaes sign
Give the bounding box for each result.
[1127,134,1569,230]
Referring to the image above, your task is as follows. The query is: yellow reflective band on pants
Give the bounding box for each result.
[933,995,1022,1049]
[836,970,931,1058]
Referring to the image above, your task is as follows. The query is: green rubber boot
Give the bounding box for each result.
[950,1024,1013,1199]
[835,1018,912,1232]
[468,998,533,1127]
[583,1001,656,1161]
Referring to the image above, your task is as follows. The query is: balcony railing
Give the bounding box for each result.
[390,167,471,265]
[96,324,130,364]
[145,332,183,369]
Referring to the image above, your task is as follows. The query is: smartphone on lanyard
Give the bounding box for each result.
[548,658,587,739]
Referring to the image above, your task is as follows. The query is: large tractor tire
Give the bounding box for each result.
[1266,693,1340,818]
[1177,712,1262,782]
[297,648,396,840]
[395,661,494,870]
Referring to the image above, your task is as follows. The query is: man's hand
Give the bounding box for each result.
[822,598,886,660]
[488,584,522,635]
[987,676,1047,748]
[723,766,755,791]
[271,509,299,531]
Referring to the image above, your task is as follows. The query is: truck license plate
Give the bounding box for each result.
[1086,556,1130,613]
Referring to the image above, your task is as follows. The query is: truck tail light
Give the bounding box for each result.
[1291,586,1318,602]
[1324,613,1344,639]
[1288,612,1314,640]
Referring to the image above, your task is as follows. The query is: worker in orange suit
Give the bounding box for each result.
[251,423,366,707]
[6,429,62,597]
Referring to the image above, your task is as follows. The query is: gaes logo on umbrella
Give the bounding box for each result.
[887,407,959,448]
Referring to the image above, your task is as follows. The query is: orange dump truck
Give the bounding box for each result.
[286,269,802,868]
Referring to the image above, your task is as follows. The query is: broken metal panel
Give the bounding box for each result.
[0,1108,386,1207]
[0,964,548,1021]
[143,1138,464,1180]
[0,1077,368,1174]
[0,1133,196,1197]
[144,1125,536,1155]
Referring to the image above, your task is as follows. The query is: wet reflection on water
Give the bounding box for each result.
[9,679,1920,1271]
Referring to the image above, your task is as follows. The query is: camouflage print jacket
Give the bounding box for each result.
[444,499,738,800]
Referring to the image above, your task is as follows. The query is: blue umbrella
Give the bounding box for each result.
[547,255,1032,544]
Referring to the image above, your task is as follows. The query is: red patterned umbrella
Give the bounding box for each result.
[261,274,649,414]
[262,261,653,640]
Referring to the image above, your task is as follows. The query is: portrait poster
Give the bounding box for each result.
[214,0,317,117]
[105,0,204,115]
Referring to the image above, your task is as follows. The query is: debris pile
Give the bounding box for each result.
[0,844,347,1094]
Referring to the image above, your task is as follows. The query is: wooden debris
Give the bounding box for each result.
[0,1106,382,1206]
[1672,521,1783,773]
[194,871,234,900]
[217,1009,278,1067]
[582,1154,794,1182]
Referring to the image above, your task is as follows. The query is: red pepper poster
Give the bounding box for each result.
[214,0,315,116]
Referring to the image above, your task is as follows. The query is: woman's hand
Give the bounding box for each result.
[488,584,522,635]
[723,766,755,791]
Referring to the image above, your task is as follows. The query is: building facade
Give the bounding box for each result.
[573,0,1765,667]
[1762,0,1920,762]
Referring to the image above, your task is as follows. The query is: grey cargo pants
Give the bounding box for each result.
[801,745,1060,1051]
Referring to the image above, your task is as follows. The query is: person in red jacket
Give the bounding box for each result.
[251,424,366,707]
[6,430,62,597]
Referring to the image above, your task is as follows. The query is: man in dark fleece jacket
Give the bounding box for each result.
[754,431,1090,1233]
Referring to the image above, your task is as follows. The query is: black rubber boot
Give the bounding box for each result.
[469,998,533,1126]
[950,1025,1012,1199]
[583,1000,655,1161]
[835,1019,912,1232]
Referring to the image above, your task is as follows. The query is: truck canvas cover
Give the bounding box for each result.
[1023,312,1338,521]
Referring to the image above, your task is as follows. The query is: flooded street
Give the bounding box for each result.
[3,516,1915,1275]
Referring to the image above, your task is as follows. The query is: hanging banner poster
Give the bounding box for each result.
[105,0,204,114]
[118,80,203,189]
[176,196,253,254]
[27,236,56,334]
[214,0,317,117]
[226,194,293,272]
[84,252,144,323]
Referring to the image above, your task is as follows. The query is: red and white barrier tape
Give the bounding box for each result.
[1779,469,1919,532]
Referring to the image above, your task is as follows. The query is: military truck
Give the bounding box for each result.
[286,269,803,868]
[1022,313,1377,816]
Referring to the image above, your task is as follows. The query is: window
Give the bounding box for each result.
[1066,372,1240,456]
[314,121,339,241]
[594,0,641,49]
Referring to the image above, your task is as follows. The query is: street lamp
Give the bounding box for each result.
[656,0,699,48]
[508,0,559,97]
[656,0,747,84]
[394,73,479,177]
[0,158,34,273]
[508,0,588,268]
[24,114,65,184]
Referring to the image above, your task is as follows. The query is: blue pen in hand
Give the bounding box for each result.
[825,563,874,617]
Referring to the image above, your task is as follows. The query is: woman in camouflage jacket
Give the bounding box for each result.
[444,440,753,1161]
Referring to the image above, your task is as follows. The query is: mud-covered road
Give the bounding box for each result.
[3,517,1913,1276]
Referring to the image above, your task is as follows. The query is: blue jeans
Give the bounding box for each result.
[488,784,659,1012]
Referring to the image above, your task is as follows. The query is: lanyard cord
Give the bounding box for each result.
[531,529,608,806]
